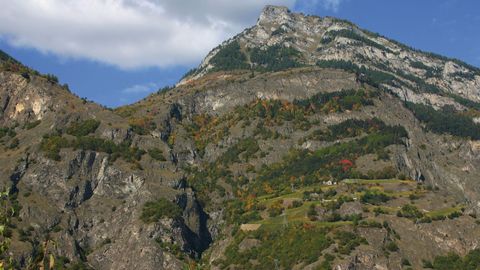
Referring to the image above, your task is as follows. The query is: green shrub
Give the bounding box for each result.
[268,207,283,217]
[40,134,145,162]
[419,216,432,223]
[447,211,462,219]
[429,249,480,270]
[324,188,337,199]
[385,241,399,252]
[307,204,317,220]
[66,119,101,136]
[397,204,424,219]
[40,135,70,161]
[186,165,233,209]
[238,211,261,224]
[0,127,16,138]
[220,137,259,165]
[316,60,396,87]
[432,253,463,270]
[373,207,388,216]
[0,49,16,62]
[401,258,411,266]
[359,220,382,228]
[180,68,198,80]
[317,253,335,270]
[291,200,303,208]
[334,230,368,254]
[406,102,480,140]
[308,118,387,141]
[148,148,166,161]
[295,88,378,112]
[408,193,421,200]
[447,93,480,111]
[250,45,303,72]
[219,224,332,269]
[410,61,431,70]
[210,41,249,71]
[140,198,182,223]
[326,29,394,53]
[24,120,41,130]
[451,71,476,80]
[462,249,480,269]
[8,138,19,149]
[422,259,434,268]
[73,137,145,162]
[360,190,390,205]
[45,74,59,83]
[271,26,287,36]
[130,124,148,135]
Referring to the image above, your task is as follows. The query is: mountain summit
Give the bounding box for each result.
[182,6,480,105]
[1,5,480,270]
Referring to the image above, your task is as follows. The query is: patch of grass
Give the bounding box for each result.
[427,205,464,219]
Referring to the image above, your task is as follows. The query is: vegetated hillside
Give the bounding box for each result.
[1,5,480,270]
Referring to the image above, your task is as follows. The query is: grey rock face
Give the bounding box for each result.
[178,68,357,115]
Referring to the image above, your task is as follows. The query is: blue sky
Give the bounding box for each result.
[0,0,479,108]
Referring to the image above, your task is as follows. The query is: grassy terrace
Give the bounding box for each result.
[242,178,464,227]
[256,201,354,226]
[256,179,414,204]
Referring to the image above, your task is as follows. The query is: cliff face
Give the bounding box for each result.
[1,5,480,270]
[0,65,211,269]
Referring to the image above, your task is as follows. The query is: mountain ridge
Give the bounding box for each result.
[178,5,480,107]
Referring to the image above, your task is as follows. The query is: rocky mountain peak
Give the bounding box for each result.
[257,5,292,26]
[180,5,480,106]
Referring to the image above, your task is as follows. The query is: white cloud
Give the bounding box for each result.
[122,82,158,94]
[0,0,294,69]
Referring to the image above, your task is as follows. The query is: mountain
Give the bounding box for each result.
[1,5,480,270]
